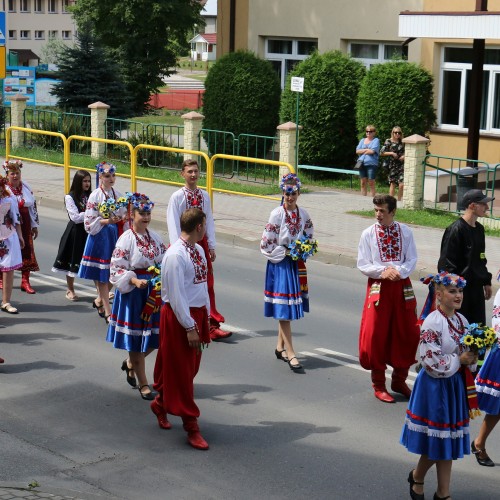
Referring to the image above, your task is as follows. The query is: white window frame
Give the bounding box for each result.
[48,0,57,13]
[348,41,408,69]
[439,45,500,135]
[34,0,43,13]
[62,30,71,40]
[35,30,45,40]
[20,0,29,12]
[265,37,318,89]
[49,30,58,39]
[8,30,17,40]
[8,0,16,13]
[63,0,72,12]
[20,30,31,40]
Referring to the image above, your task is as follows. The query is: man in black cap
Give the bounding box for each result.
[438,189,494,325]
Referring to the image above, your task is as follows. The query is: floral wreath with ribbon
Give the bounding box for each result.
[96,161,116,175]
[126,192,154,212]
[279,173,301,194]
[2,159,23,173]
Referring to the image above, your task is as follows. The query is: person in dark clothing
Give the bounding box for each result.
[438,189,494,325]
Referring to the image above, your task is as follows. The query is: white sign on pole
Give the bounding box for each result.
[291,76,304,93]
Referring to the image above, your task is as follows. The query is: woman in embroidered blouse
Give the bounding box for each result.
[52,170,92,301]
[260,173,314,371]
[106,193,166,400]
[3,160,39,294]
[400,273,477,500]
[78,162,126,322]
[356,125,380,198]
[0,177,25,314]
[380,126,405,201]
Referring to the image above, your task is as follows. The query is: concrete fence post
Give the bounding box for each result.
[182,111,204,161]
[277,121,302,178]
[9,95,29,148]
[402,134,430,210]
[88,101,110,159]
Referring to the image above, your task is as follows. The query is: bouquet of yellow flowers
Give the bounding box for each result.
[460,323,498,355]
[98,197,127,218]
[147,264,162,291]
[140,263,162,322]
[288,233,318,262]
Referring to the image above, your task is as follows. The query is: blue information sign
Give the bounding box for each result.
[0,12,5,45]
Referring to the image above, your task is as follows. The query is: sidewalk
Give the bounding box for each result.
[25,161,500,280]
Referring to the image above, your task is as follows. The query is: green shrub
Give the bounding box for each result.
[280,51,366,168]
[356,61,436,143]
[202,50,281,159]
[127,131,180,169]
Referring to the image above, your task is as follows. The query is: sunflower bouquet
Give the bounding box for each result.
[460,323,498,355]
[140,263,162,322]
[146,263,162,291]
[98,197,127,218]
[288,233,319,262]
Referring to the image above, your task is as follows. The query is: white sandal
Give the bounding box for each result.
[1,302,18,314]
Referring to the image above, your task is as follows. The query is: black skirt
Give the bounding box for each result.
[52,221,88,276]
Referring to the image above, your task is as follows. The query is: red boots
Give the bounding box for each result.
[21,271,35,294]
[150,399,171,430]
[371,370,395,403]
[391,368,412,399]
[183,417,209,450]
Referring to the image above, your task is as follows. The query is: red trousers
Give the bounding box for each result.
[153,304,210,418]
[359,278,419,371]
[198,235,225,325]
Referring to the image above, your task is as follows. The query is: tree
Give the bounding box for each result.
[202,50,281,156]
[71,0,202,114]
[280,51,366,168]
[356,61,437,144]
[40,36,68,65]
[50,28,132,119]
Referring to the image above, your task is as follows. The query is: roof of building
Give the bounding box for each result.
[9,49,40,61]
[189,33,217,44]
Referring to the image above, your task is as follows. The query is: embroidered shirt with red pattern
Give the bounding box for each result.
[375,222,402,262]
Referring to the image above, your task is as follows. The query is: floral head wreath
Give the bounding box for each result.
[126,192,154,212]
[279,173,301,194]
[418,271,466,323]
[96,161,116,175]
[3,159,23,173]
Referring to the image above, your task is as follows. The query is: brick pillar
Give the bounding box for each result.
[182,111,204,161]
[277,121,302,177]
[88,101,110,159]
[402,134,430,210]
[10,95,29,148]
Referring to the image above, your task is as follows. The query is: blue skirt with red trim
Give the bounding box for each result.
[400,370,470,460]
[476,348,500,415]
[264,256,308,321]
[78,225,118,283]
[106,272,160,353]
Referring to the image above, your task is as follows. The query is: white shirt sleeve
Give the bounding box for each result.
[166,190,183,245]
[203,191,216,250]
[260,208,286,264]
[109,233,137,294]
[65,195,85,224]
[357,227,385,279]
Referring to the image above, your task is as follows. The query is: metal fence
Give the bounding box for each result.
[0,106,11,144]
[199,128,279,184]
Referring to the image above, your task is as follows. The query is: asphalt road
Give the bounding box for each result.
[1,205,499,500]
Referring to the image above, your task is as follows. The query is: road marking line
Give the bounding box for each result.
[223,323,262,337]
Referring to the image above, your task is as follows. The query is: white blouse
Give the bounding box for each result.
[419,310,473,378]
[110,229,166,294]
[161,238,210,330]
[260,205,314,264]
[84,187,126,236]
[166,187,216,249]
[7,181,39,228]
[64,194,86,224]
[357,222,417,279]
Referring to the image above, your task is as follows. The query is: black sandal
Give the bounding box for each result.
[288,356,303,371]
[93,299,105,318]
[408,470,424,500]
[433,494,450,500]
[274,349,288,362]
[139,384,155,401]
[121,360,137,387]
[471,440,495,467]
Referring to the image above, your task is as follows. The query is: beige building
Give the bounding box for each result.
[3,0,77,65]
[218,0,500,164]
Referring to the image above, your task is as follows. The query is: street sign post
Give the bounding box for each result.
[291,77,305,169]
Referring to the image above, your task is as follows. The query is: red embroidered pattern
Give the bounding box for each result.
[9,182,25,208]
[375,222,402,262]
[283,206,301,237]
[183,188,204,210]
[181,237,207,284]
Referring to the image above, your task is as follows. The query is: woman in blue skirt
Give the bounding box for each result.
[106,193,166,400]
[260,173,314,371]
[78,162,126,322]
[401,272,477,500]
[472,282,500,467]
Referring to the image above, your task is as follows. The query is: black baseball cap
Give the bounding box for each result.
[462,189,494,208]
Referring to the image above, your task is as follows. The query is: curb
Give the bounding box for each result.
[0,482,114,500]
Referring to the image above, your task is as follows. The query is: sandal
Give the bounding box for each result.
[66,290,79,301]
[287,356,303,371]
[274,349,289,362]
[1,302,18,314]
[93,299,105,318]
[121,360,137,387]
[471,440,495,467]
[408,469,424,500]
[139,384,156,401]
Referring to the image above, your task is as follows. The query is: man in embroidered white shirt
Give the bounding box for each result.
[166,159,231,341]
[357,194,420,403]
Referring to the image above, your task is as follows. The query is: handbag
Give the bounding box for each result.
[354,158,364,170]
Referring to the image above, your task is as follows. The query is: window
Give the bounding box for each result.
[49,30,58,38]
[20,30,31,39]
[439,46,500,133]
[34,0,42,12]
[48,0,57,12]
[8,0,15,12]
[20,0,29,11]
[8,30,17,40]
[349,41,408,68]
[62,30,71,40]
[265,38,318,89]
[35,30,45,40]
[63,0,73,12]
